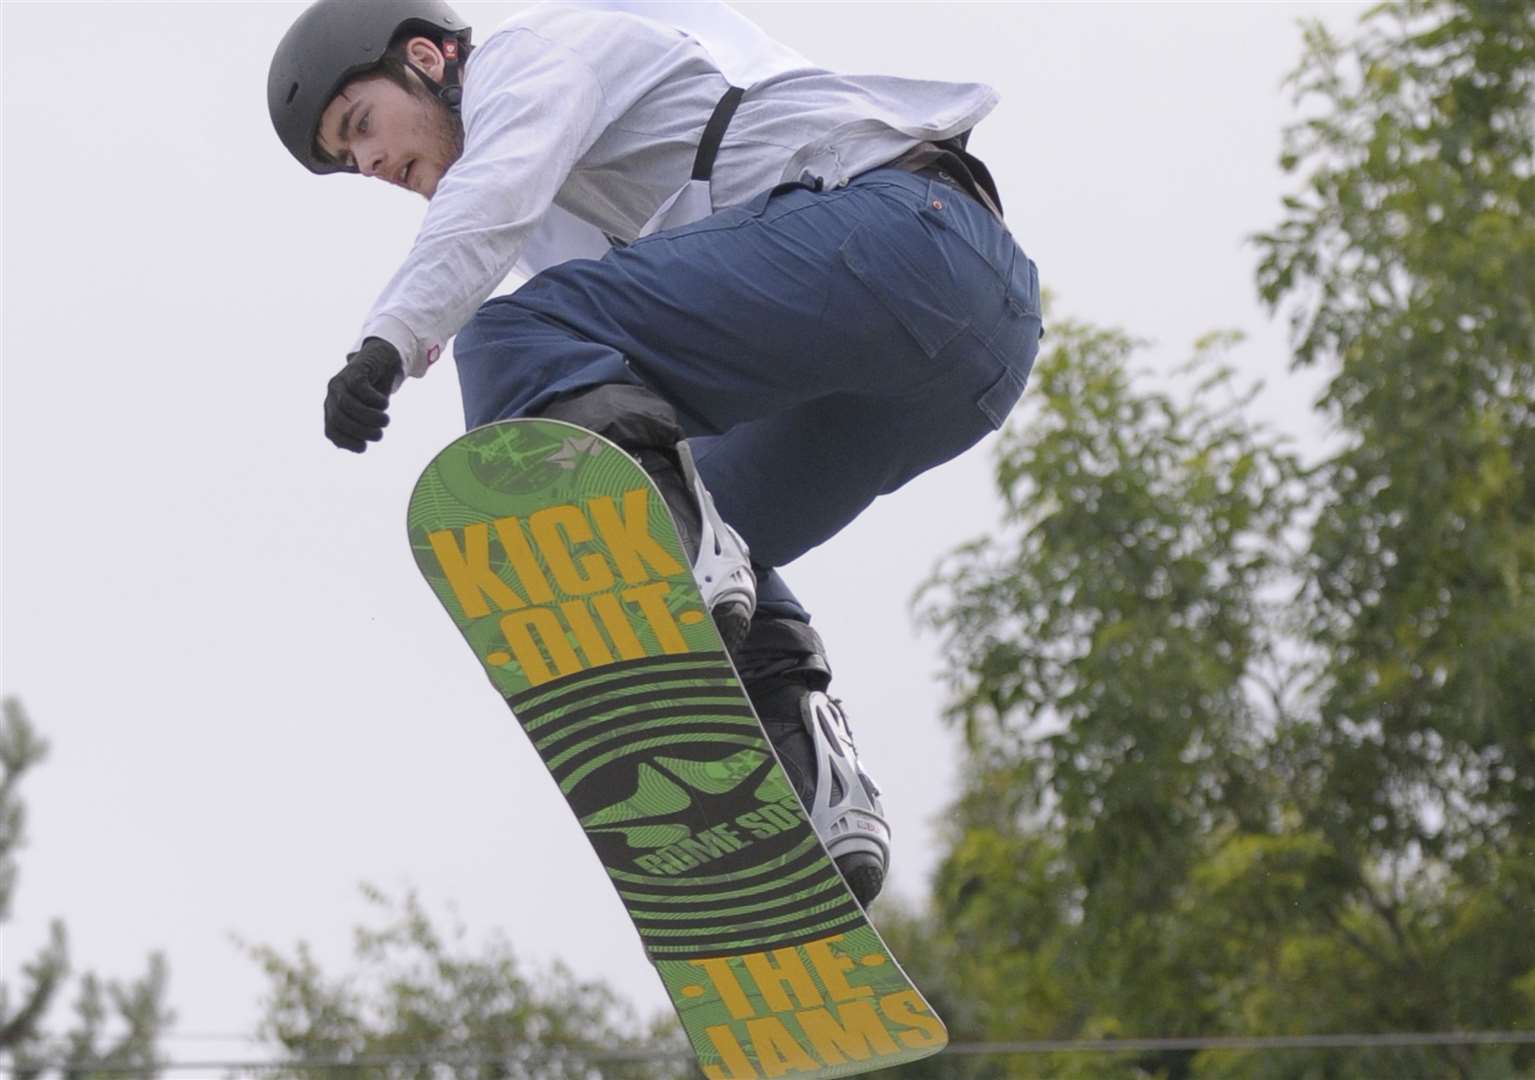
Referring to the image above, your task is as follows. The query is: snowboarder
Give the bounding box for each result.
[268,0,1043,907]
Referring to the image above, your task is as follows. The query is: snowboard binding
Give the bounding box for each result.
[538,382,756,653]
[798,691,891,906]
[674,438,756,653]
[741,617,891,907]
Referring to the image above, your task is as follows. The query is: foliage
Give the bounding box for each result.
[1254,0,1535,865]
[911,327,1327,1079]
[0,697,175,1080]
[907,2,1535,1076]
[241,885,691,1080]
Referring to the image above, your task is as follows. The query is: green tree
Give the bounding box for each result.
[1247,0,1535,1068]
[0,697,175,1080]
[242,885,691,1080]
[912,325,1313,1080]
[1254,0,1535,867]
[907,1,1535,1076]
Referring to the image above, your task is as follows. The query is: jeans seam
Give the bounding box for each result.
[811,248,834,371]
[861,180,1032,327]
[627,215,755,248]
[839,226,971,362]
[983,328,1036,372]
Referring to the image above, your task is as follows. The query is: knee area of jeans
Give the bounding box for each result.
[453,323,485,360]
[457,295,566,359]
[454,303,508,357]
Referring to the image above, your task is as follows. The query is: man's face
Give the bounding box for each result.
[316,41,463,200]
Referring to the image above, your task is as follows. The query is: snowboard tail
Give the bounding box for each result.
[407,419,946,1078]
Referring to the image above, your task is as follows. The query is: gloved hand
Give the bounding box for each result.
[324,337,403,452]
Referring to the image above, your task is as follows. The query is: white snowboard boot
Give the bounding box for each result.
[796,691,891,906]
[674,440,756,653]
[536,383,756,652]
[739,617,891,906]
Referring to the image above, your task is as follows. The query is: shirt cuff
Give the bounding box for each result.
[355,314,442,381]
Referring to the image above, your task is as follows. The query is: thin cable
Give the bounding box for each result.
[944,1031,1535,1055]
[7,1032,1534,1074]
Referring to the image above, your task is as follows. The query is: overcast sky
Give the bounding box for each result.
[3,0,1365,1063]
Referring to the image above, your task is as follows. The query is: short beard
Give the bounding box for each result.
[406,70,465,183]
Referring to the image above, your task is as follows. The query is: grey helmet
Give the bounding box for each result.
[267,0,472,175]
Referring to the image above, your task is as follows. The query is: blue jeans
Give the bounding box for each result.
[454,167,1043,621]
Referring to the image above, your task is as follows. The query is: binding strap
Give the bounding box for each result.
[692,85,745,182]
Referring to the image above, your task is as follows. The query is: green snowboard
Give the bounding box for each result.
[407,418,947,1078]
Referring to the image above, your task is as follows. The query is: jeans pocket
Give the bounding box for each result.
[977,363,1029,429]
[975,250,1043,428]
[1006,249,1041,319]
[838,222,969,360]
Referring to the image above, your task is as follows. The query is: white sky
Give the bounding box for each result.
[2,0,1364,1063]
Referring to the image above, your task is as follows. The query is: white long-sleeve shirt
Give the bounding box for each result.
[510,0,819,277]
[359,2,1000,378]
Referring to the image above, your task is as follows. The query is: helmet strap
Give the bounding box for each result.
[440,37,464,107]
[406,36,465,110]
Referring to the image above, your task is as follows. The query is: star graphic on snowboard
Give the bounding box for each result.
[581,748,795,850]
[549,434,605,470]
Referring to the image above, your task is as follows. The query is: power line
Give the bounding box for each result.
[946,1031,1535,1054]
[7,1031,1533,1075]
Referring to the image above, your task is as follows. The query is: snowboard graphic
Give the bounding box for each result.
[407,419,947,1078]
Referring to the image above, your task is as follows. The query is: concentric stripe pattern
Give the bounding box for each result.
[508,652,866,961]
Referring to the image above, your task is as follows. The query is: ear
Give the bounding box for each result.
[402,36,446,82]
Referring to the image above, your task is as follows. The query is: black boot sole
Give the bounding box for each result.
[835,851,885,907]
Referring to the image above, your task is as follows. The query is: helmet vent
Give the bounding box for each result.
[285,82,299,105]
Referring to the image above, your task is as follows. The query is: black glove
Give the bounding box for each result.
[324,337,403,452]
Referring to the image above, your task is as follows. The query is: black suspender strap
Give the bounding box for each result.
[692,85,745,182]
